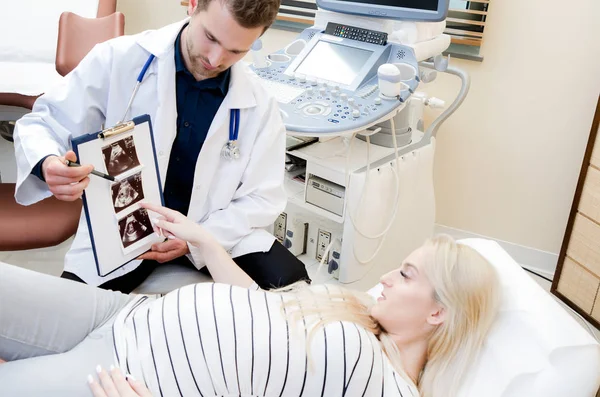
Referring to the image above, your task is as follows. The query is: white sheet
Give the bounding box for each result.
[0,0,99,95]
[0,62,63,96]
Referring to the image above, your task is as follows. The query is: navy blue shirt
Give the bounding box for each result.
[163,25,230,215]
[32,24,230,217]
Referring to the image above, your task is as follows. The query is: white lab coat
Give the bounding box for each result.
[13,19,286,285]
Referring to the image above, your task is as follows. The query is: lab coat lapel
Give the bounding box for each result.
[152,53,177,185]
[137,19,187,185]
[190,62,258,217]
[204,62,257,142]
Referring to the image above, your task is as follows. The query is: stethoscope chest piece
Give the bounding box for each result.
[221,140,240,160]
[221,108,241,161]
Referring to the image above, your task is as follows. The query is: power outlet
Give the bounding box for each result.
[274,212,287,243]
[316,229,332,262]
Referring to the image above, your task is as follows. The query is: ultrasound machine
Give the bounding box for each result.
[251,0,470,290]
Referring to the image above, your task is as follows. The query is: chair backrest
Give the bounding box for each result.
[55,11,125,77]
[97,0,118,18]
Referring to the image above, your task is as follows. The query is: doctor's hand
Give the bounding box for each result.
[42,150,94,201]
[137,238,190,263]
[88,366,152,397]
[139,202,219,250]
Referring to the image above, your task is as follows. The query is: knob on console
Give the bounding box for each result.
[251,39,269,69]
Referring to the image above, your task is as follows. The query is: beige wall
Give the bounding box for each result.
[117,0,600,254]
[117,0,187,35]
[427,0,600,253]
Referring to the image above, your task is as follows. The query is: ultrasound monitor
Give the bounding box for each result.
[316,0,450,22]
[294,41,374,86]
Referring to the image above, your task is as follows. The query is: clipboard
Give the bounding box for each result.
[71,115,165,277]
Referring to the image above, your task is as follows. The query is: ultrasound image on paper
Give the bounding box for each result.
[102,136,141,177]
[111,172,144,214]
[118,208,153,249]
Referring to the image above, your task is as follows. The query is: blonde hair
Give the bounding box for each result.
[279,234,500,397]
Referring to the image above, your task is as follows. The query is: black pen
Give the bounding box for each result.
[65,160,116,182]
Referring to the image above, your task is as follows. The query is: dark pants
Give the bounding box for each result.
[61,241,310,293]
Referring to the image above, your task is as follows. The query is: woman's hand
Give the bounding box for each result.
[88,365,152,397]
[140,202,217,248]
[140,203,256,289]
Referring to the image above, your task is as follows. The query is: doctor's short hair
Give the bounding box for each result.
[194,0,281,30]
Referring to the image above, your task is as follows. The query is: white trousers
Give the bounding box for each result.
[0,262,133,396]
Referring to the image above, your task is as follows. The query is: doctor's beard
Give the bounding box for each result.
[184,29,226,81]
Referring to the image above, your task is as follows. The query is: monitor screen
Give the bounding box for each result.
[294,41,373,86]
[316,0,448,21]
[336,0,438,12]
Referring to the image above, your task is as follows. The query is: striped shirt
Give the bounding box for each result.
[112,283,417,397]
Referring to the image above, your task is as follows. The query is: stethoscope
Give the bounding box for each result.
[119,54,241,161]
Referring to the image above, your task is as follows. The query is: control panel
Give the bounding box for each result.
[324,22,388,45]
[249,25,420,135]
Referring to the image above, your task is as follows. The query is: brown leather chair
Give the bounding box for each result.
[56,12,125,77]
[0,3,124,252]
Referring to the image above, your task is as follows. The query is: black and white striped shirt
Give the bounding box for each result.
[112,283,417,397]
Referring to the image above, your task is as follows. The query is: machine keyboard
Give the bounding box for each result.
[258,79,306,104]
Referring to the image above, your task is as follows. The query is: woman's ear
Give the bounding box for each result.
[427,305,445,326]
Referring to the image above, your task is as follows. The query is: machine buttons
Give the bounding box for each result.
[328,118,340,124]
[331,90,339,97]
[348,98,356,107]
[319,87,327,96]
[340,93,348,101]
[308,77,318,86]
[374,97,382,105]
[352,109,360,118]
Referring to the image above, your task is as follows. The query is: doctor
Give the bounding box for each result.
[13,0,310,292]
